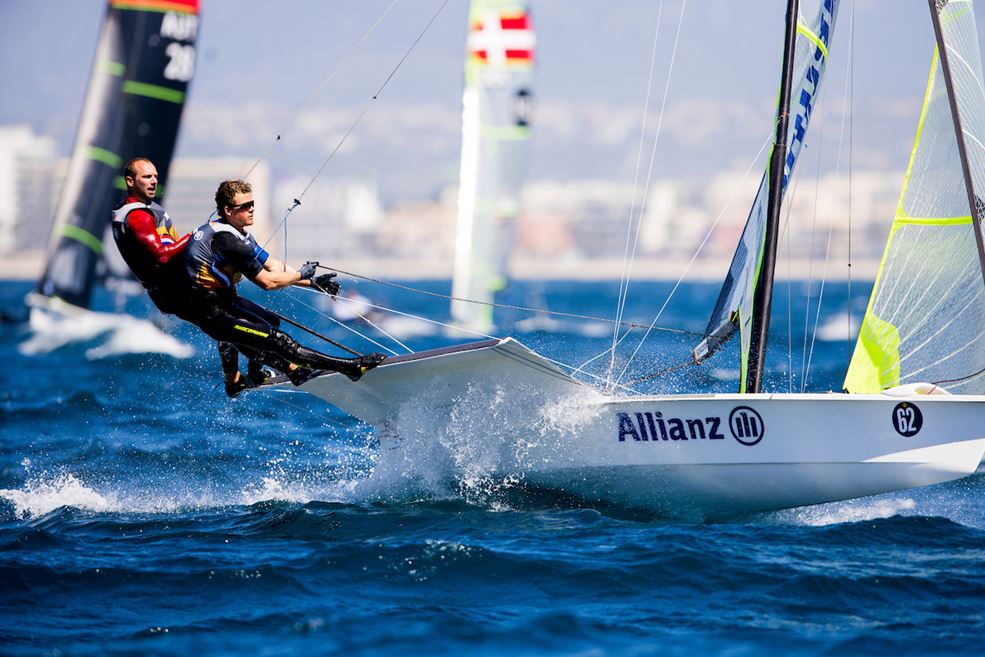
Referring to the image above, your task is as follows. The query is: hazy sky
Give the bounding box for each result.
[3,1,984,200]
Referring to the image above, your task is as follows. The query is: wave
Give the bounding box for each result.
[19,310,193,359]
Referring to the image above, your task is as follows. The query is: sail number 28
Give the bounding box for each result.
[164,43,195,82]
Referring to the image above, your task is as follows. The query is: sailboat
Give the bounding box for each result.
[278,0,985,518]
[23,0,200,357]
[449,0,536,335]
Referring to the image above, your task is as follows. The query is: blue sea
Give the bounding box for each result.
[2,278,983,657]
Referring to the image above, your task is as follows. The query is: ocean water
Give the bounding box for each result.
[1,278,983,657]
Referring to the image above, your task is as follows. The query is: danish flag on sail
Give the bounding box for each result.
[468,10,535,68]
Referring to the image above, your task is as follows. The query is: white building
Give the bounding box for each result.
[273,177,384,263]
[0,125,58,254]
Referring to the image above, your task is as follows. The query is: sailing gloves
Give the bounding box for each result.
[314,272,341,296]
[297,261,319,281]
[297,261,340,295]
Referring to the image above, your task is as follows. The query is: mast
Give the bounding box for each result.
[745,0,800,393]
[927,0,985,288]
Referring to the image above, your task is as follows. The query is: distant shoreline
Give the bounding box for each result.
[1,251,880,283]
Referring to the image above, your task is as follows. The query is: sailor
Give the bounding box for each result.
[183,179,385,397]
[111,157,191,316]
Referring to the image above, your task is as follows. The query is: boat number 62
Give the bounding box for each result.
[892,402,923,437]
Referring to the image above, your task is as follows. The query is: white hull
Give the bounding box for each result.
[288,338,985,518]
[23,293,193,359]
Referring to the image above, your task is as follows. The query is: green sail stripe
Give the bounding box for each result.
[843,313,901,393]
[894,213,972,226]
[480,125,531,140]
[101,60,125,76]
[796,21,828,59]
[113,176,128,191]
[61,225,104,255]
[87,146,122,169]
[122,81,185,104]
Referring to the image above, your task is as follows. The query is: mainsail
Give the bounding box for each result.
[35,0,200,310]
[844,0,985,395]
[693,0,837,392]
[450,0,535,334]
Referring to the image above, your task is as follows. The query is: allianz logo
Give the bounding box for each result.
[617,406,764,447]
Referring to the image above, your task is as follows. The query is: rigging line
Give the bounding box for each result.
[774,148,806,392]
[932,363,985,386]
[610,0,666,381]
[266,305,361,356]
[318,265,705,337]
[622,358,696,387]
[806,13,857,392]
[330,295,414,354]
[608,0,689,388]
[897,284,983,367]
[786,184,793,393]
[283,288,406,356]
[262,0,453,247]
[298,0,452,201]
[243,0,402,180]
[797,97,829,393]
[264,389,352,429]
[607,124,779,385]
[845,0,855,373]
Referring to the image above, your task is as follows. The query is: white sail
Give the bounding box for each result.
[845,0,985,394]
[450,0,535,334]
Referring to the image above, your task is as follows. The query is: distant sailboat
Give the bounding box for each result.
[24,0,199,357]
[281,0,985,519]
[449,0,535,335]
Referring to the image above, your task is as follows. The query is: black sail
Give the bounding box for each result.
[36,0,200,308]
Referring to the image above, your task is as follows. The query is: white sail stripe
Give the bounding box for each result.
[888,235,955,332]
[866,237,964,362]
[961,127,985,155]
[468,10,535,67]
[897,282,978,367]
[867,228,937,347]
[900,328,983,382]
[880,281,984,383]
[943,42,985,104]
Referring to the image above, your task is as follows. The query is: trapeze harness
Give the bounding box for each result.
[111,199,190,316]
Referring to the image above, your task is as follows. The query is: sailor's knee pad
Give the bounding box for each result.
[269,329,301,358]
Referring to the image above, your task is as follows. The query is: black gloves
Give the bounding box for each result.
[297,261,319,281]
[313,272,341,295]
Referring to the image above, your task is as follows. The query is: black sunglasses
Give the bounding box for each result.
[229,200,255,212]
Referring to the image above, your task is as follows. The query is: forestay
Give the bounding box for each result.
[693,0,837,391]
[844,0,985,395]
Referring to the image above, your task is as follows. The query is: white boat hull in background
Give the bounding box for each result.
[22,293,193,359]
[288,338,985,518]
